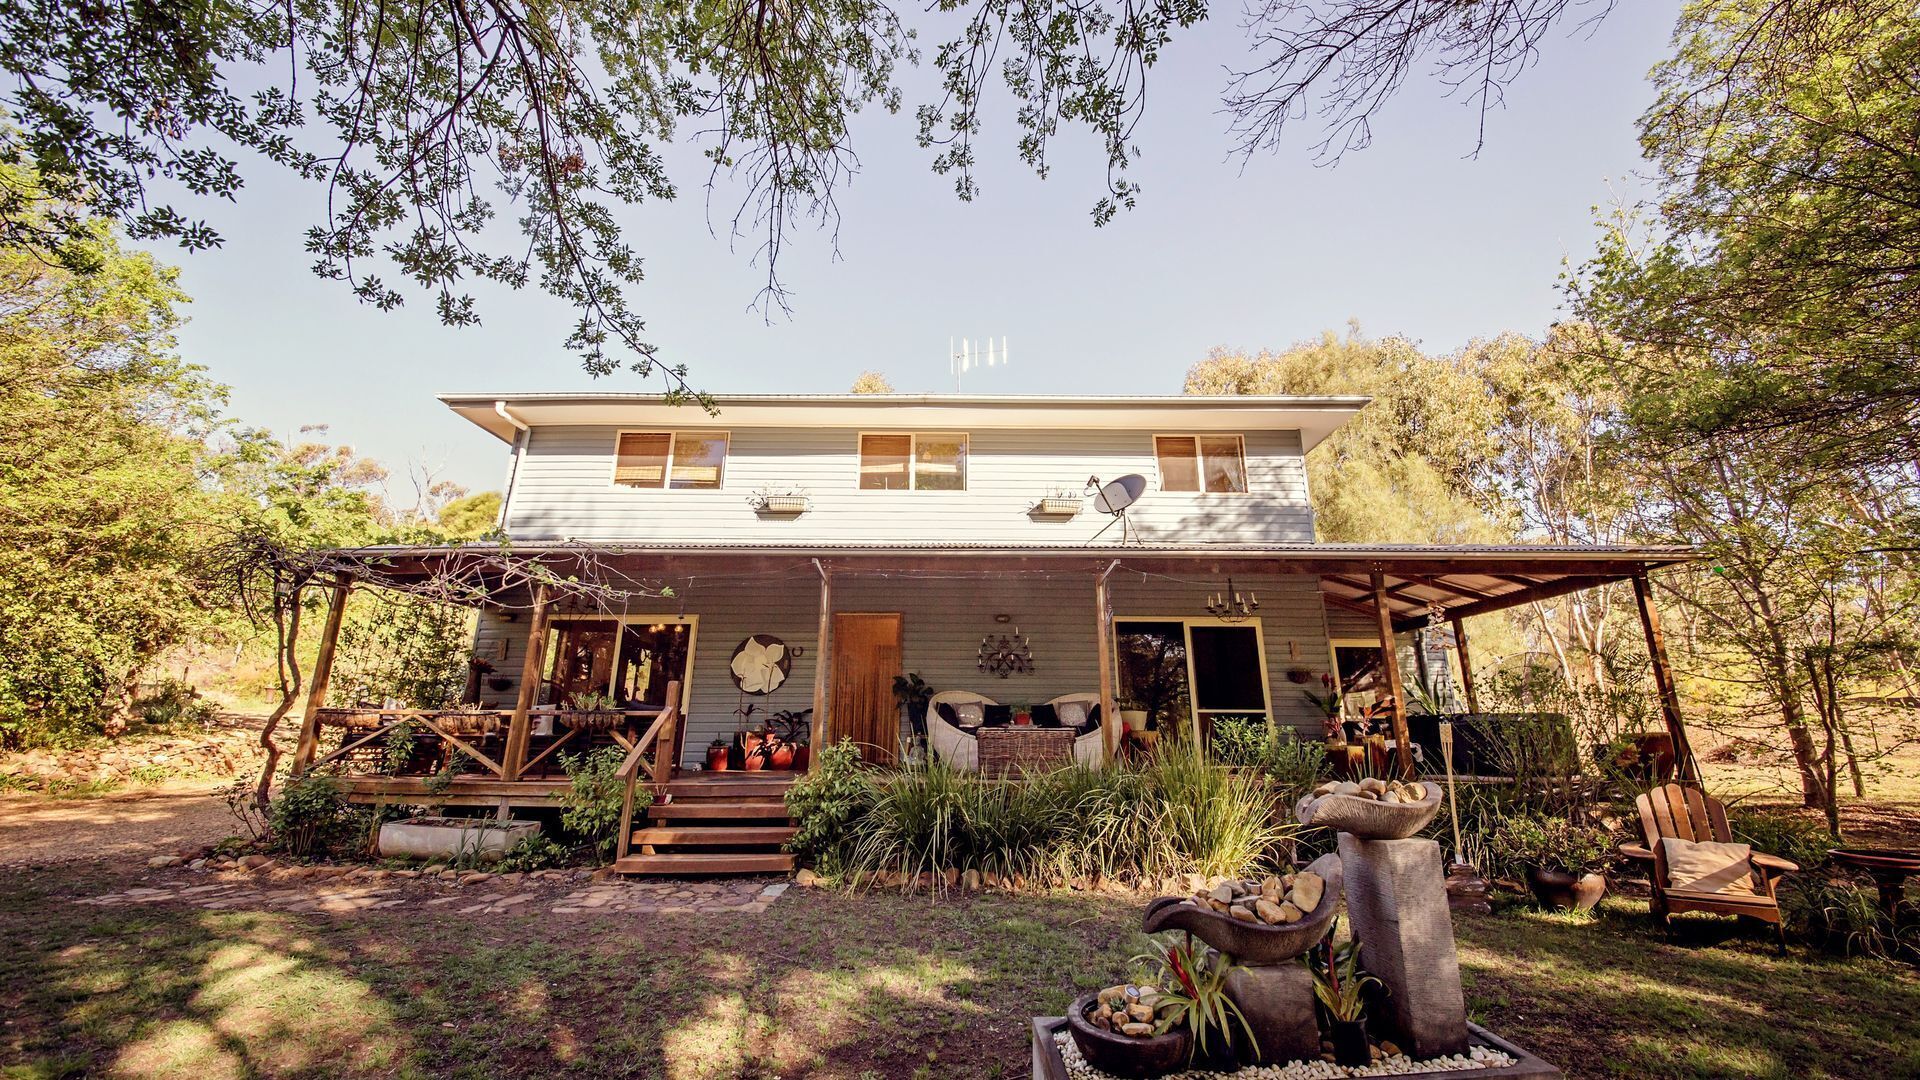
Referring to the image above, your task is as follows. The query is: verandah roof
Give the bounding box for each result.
[319,540,1696,630]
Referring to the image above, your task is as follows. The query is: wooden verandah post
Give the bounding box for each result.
[291,574,352,776]
[1449,614,1482,714]
[1095,561,1120,762]
[1632,570,1697,783]
[1370,570,1416,779]
[810,559,831,756]
[503,582,553,780]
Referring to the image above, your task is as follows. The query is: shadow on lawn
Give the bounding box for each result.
[1455,897,1920,1080]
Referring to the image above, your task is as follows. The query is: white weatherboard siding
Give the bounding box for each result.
[499,425,1313,545]
[474,570,1337,765]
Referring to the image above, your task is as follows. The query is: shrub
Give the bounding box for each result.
[1485,813,1615,878]
[498,833,572,872]
[1781,873,1920,960]
[1729,807,1832,870]
[268,773,356,858]
[557,746,647,858]
[784,740,874,877]
[133,679,217,728]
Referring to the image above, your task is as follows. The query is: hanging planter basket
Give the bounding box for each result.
[433,711,505,737]
[316,708,387,731]
[557,710,625,733]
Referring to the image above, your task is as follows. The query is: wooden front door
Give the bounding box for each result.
[831,612,903,765]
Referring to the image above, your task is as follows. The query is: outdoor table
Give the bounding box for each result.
[976,725,1076,776]
[1829,847,1920,924]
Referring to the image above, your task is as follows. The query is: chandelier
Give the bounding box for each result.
[1204,577,1260,623]
[978,625,1035,678]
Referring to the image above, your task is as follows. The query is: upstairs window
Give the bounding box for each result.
[1155,435,1247,493]
[860,433,968,490]
[613,431,729,489]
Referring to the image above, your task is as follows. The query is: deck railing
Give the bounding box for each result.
[614,682,681,862]
[304,695,677,783]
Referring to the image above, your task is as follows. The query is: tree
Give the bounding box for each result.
[1576,3,1920,469]
[1185,328,1505,544]
[0,182,214,746]
[849,371,894,394]
[436,492,504,538]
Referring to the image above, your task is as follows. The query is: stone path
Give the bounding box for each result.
[78,864,791,917]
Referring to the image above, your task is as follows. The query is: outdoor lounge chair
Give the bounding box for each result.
[927,690,996,771]
[1042,693,1108,768]
[1621,782,1797,952]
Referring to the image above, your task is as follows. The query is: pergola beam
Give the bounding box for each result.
[503,583,552,779]
[1370,570,1416,779]
[1633,572,1698,783]
[291,575,353,775]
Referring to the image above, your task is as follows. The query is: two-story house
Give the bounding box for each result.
[288,393,1694,874]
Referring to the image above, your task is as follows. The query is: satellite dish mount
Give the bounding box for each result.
[1085,474,1147,547]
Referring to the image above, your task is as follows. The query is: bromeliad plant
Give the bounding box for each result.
[1307,919,1382,1023]
[1134,935,1259,1063]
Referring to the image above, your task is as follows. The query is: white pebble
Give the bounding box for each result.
[1052,1033,1515,1080]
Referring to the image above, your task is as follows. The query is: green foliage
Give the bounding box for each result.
[557,746,646,859]
[1728,809,1833,872]
[1135,935,1257,1061]
[434,492,503,539]
[1306,919,1381,1023]
[334,594,473,709]
[1485,814,1615,879]
[131,679,218,729]
[784,740,875,877]
[1780,873,1920,961]
[381,722,420,776]
[497,833,572,873]
[267,773,356,859]
[1209,719,1326,803]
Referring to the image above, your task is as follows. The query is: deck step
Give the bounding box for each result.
[632,825,796,847]
[648,799,792,820]
[613,852,794,875]
[663,779,795,799]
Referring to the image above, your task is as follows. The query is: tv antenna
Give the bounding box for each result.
[949,336,1008,391]
[1085,474,1146,546]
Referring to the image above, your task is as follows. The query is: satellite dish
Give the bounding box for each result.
[1085,474,1147,546]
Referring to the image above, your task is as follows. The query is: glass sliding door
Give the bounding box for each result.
[1114,617,1272,744]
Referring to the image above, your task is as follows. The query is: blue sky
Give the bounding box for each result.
[170,4,1680,495]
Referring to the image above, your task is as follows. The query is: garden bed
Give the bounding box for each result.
[1032,1018,1562,1079]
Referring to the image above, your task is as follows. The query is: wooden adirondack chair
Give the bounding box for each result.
[1621,783,1798,952]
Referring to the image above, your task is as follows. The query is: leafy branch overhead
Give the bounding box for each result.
[0,0,1774,388]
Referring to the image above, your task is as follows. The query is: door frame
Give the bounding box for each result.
[1111,615,1274,742]
[541,613,699,713]
[829,610,904,761]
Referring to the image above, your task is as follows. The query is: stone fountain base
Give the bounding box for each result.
[1029,1017,1564,1080]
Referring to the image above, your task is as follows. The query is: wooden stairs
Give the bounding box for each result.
[613,773,798,876]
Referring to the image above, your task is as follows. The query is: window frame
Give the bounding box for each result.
[856,431,970,492]
[1111,614,1274,743]
[1152,433,1250,494]
[609,430,731,491]
[540,613,699,713]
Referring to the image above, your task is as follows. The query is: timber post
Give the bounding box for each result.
[291,574,352,775]
[1095,561,1120,762]
[1370,570,1416,778]
[809,559,831,757]
[1632,571,1697,783]
[503,582,553,780]
[1449,614,1481,714]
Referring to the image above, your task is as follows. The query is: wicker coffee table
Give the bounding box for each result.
[976,725,1076,776]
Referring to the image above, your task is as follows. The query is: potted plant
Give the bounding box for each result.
[558,691,623,733]
[1034,486,1083,516]
[747,485,810,514]
[767,708,812,771]
[1133,935,1259,1071]
[705,737,730,772]
[892,673,934,754]
[1012,700,1033,726]
[1489,813,1615,912]
[1119,697,1151,734]
[1308,918,1383,1067]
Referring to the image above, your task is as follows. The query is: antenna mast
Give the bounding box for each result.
[949,336,1009,391]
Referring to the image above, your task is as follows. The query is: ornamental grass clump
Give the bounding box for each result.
[1146,738,1293,880]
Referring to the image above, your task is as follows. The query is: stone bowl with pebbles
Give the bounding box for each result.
[1066,988,1192,1078]
[1140,852,1343,965]
[1295,777,1443,840]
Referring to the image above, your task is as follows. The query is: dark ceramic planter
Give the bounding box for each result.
[1330,1018,1370,1067]
[1065,993,1191,1079]
[1526,867,1607,912]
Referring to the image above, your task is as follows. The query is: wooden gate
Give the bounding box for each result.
[830,612,903,765]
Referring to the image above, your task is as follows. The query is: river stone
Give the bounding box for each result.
[1290,871,1325,912]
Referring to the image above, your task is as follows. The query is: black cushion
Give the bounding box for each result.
[1032,704,1061,728]
[1076,704,1102,736]
[982,704,1013,727]
[936,702,961,728]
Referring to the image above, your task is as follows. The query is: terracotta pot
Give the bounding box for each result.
[1526,867,1607,912]
[1064,993,1190,1079]
[768,743,795,770]
[705,745,729,772]
[1330,1019,1370,1067]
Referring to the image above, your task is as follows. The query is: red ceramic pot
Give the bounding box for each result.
[768,743,795,770]
[791,745,811,772]
[706,745,730,772]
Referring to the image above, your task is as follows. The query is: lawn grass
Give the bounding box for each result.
[3,865,1917,1079]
